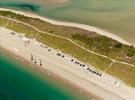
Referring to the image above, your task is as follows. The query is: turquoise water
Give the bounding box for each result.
[0,2,40,11]
[0,0,135,44]
[0,51,90,100]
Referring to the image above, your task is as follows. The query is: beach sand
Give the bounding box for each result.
[0,27,135,100]
[0,8,133,47]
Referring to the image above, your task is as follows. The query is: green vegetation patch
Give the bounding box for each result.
[0,17,38,38]
[127,47,135,57]
[106,63,135,87]
[72,34,135,64]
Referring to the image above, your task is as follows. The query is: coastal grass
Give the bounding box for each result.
[72,34,135,65]
[37,33,111,71]
[0,18,37,38]
[0,12,135,87]
[107,63,135,87]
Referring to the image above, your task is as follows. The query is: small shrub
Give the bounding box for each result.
[114,43,122,49]
[127,48,135,57]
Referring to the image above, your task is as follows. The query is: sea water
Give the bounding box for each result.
[0,51,91,100]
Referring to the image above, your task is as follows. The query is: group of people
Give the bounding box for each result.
[31,54,42,66]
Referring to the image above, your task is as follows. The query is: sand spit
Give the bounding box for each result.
[0,8,133,46]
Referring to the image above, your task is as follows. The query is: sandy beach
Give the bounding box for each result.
[0,8,133,46]
[0,27,135,100]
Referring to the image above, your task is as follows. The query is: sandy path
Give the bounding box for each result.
[0,27,135,100]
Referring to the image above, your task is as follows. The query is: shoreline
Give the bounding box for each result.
[0,7,133,46]
[1,27,135,100]
[0,47,101,100]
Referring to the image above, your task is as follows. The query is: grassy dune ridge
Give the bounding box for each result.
[0,11,135,87]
